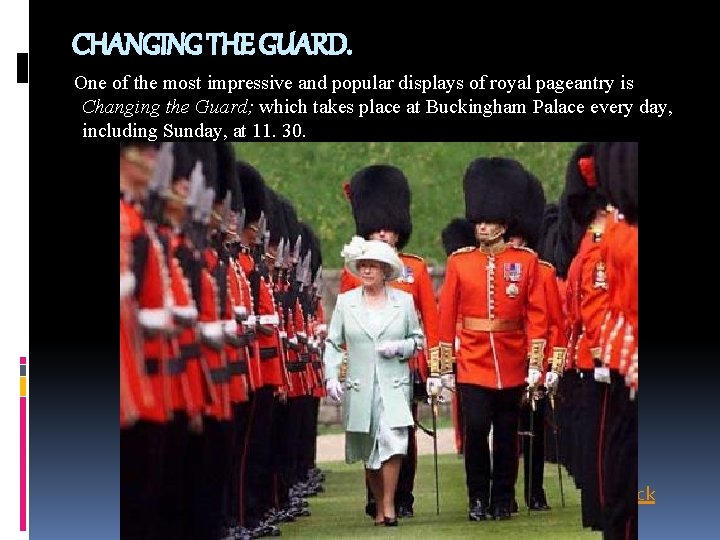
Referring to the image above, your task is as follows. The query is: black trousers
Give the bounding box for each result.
[273,398,291,510]
[240,386,276,527]
[281,396,304,489]
[579,370,609,530]
[303,394,319,484]
[310,396,321,469]
[193,417,232,540]
[297,395,318,482]
[459,383,524,507]
[121,420,166,540]
[557,371,580,482]
[184,427,204,540]
[226,402,250,525]
[158,412,189,540]
[602,373,638,540]
[518,395,547,503]
[396,401,419,508]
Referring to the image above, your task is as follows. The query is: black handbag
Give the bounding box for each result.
[411,367,428,403]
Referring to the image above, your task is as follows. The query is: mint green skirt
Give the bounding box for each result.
[345,372,409,470]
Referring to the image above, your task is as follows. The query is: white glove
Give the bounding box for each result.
[545,371,559,391]
[377,340,401,358]
[594,366,611,384]
[526,367,542,388]
[326,378,344,402]
[441,373,456,391]
[426,376,443,397]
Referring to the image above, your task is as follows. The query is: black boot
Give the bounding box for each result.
[528,490,551,511]
[468,499,489,521]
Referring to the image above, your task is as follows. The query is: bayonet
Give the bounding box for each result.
[187,160,204,212]
[255,211,266,246]
[149,142,173,194]
[274,237,285,269]
[236,208,246,234]
[222,191,232,231]
[292,235,302,263]
[283,238,291,269]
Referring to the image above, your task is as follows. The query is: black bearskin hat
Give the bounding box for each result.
[213,143,242,212]
[172,142,195,181]
[303,223,323,282]
[553,192,586,279]
[538,203,560,265]
[348,165,412,250]
[606,142,638,224]
[441,218,477,256]
[520,173,547,251]
[463,157,528,227]
[279,195,301,250]
[565,142,607,228]
[237,160,266,225]
[265,188,288,247]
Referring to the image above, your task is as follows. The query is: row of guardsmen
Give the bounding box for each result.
[430,142,637,539]
[120,141,329,540]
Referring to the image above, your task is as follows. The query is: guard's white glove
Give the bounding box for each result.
[426,376,443,397]
[441,373,456,391]
[315,324,328,340]
[545,371,560,391]
[377,340,414,359]
[326,378,344,402]
[594,366,611,384]
[526,367,542,388]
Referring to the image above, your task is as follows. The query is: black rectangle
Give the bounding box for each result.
[17,52,28,83]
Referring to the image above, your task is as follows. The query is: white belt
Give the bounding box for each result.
[173,305,198,322]
[138,308,170,331]
[259,314,279,326]
[222,319,238,337]
[120,272,135,299]
[199,321,223,340]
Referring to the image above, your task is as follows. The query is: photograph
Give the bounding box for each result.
[119,141,637,539]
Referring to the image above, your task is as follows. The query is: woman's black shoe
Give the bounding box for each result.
[384,517,398,527]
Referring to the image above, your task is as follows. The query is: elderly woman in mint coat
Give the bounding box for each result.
[324,237,424,527]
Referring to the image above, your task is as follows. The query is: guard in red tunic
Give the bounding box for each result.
[562,143,611,532]
[235,162,282,538]
[595,142,638,540]
[438,157,548,522]
[507,172,566,512]
[119,141,171,540]
[439,217,478,456]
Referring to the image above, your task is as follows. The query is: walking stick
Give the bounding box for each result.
[431,395,440,515]
[549,394,565,507]
[527,390,535,515]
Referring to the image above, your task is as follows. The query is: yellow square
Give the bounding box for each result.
[20,377,26,397]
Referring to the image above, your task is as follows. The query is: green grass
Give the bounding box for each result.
[279,454,600,539]
[232,142,579,268]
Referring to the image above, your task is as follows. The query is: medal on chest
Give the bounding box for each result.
[398,265,414,284]
[504,262,522,298]
[593,262,608,289]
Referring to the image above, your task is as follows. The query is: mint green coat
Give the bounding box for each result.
[323,286,424,434]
